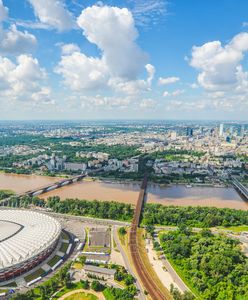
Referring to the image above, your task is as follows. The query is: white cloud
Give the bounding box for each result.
[163,89,184,97]
[190,32,248,91]
[77,5,147,79]
[55,51,108,91]
[242,22,248,27]
[158,76,180,85]
[80,95,131,109]
[61,43,80,55]
[0,2,37,55]
[140,98,157,108]
[0,54,52,104]
[0,0,8,22]
[0,25,37,55]
[28,0,75,31]
[190,83,198,89]
[109,63,155,95]
[56,5,152,96]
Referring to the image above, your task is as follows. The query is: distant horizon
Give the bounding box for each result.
[0,119,247,123]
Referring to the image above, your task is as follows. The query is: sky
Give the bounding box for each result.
[0,0,248,120]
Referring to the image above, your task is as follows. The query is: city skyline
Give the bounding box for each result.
[0,0,248,120]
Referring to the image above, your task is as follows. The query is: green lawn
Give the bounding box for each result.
[47,255,61,267]
[1,281,17,287]
[218,225,248,233]
[62,231,70,240]
[64,292,98,300]
[24,268,45,283]
[60,242,69,253]
[103,289,115,300]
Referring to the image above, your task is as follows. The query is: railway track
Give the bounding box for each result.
[129,175,169,300]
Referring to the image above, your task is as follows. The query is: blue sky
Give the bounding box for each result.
[0,0,248,120]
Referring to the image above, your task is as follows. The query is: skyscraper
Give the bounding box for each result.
[186,127,193,136]
[219,123,224,137]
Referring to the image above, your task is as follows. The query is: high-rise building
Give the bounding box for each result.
[219,123,224,136]
[186,127,193,136]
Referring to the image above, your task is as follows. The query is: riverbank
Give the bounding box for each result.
[0,173,246,210]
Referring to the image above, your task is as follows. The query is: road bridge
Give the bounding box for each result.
[0,174,86,206]
[231,177,248,201]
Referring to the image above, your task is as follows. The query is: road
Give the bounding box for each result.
[113,226,145,300]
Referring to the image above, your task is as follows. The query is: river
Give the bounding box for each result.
[0,173,247,210]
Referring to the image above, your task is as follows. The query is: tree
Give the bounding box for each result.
[91,280,105,292]
[119,227,127,235]
[81,279,90,289]
[124,274,135,286]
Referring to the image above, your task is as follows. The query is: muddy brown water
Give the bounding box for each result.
[0,173,247,210]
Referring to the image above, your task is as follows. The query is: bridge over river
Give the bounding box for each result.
[0,174,86,206]
[231,177,248,201]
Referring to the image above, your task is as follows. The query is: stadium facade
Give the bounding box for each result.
[0,210,61,282]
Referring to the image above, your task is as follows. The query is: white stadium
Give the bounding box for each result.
[0,210,61,282]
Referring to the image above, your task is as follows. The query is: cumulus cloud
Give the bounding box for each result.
[61,43,80,55]
[56,52,108,91]
[28,0,75,31]
[140,98,157,108]
[0,2,37,55]
[56,5,152,96]
[163,89,184,97]
[0,0,8,22]
[158,76,180,85]
[0,25,37,55]
[77,5,147,79]
[0,54,52,104]
[190,32,248,91]
[109,63,155,95]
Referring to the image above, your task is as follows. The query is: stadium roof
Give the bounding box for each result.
[0,210,61,270]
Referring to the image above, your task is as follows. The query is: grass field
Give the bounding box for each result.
[103,289,115,300]
[218,225,248,233]
[62,231,70,240]
[60,243,69,253]
[47,255,61,267]
[24,268,45,283]
[64,292,98,300]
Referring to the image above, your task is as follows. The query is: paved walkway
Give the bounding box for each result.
[58,289,105,300]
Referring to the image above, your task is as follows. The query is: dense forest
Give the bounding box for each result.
[160,227,248,299]
[142,204,248,227]
[7,195,134,221]
[5,195,248,226]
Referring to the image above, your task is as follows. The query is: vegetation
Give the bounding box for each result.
[118,227,127,236]
[103,285,137,300]
[63,292,98,300]
[160,227,248,299]
[113,265,135,286]
[46,196,134,221]
[24,269,45,283]
[142,204,248,227]
[0,189,15,200]
[6,195,134,221]
[10,263,72,300]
